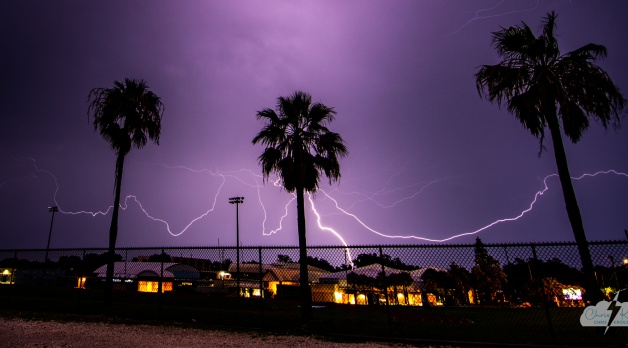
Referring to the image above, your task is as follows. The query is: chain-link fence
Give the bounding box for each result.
[1,240,627,346]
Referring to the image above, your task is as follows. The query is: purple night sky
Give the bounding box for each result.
[1,1,627,249]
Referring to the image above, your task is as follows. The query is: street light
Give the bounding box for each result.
[229,197,244,297]
[45,206,59,263]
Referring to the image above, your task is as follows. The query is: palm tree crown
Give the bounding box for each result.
[88,78,163,158]
[476,11,624,148]
[253,90,347,192]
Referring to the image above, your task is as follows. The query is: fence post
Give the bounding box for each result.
[159,248,164,316]
[259,247,264,324]
[531,244,555,343]
[379,246,392,334]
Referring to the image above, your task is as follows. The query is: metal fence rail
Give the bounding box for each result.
[0,240,627,346]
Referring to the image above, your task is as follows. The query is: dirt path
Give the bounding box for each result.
[0,317,437,348]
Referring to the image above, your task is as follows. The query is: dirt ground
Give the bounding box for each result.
[0,317,445,348]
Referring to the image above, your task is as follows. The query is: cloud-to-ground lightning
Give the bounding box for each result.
[308,193,354,266]
[10,157,628,245]
[318,170,628,243]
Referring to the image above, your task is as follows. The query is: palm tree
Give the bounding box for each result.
[476,11,625,303]
[87,78,164,304]
[253,91,347,318]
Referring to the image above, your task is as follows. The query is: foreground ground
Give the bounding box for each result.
[0,317,452,348]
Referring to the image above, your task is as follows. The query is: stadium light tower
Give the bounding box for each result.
[229,197,244,297]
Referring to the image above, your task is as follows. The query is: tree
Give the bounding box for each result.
[88,78,164,304]
[420,268,449,305]
[471,238,507,304]
[382,271,414,305]
[353,252,416,270]
[277,254,294,263]
[148,252,172,263]
[475,12,624,303]
[306,256,337,272]
[448,262,472,305]
[253,91,347,319]
[505,257,585,304]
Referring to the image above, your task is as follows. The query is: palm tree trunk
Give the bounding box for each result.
[296,187,312,319]
[546,113,602,304]
[104,152,125,305]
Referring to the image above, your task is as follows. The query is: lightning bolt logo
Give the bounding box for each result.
[606,290,622,335]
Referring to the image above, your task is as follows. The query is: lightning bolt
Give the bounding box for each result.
[318,170,628,243]
[606,290,622,335]
[308,193,354,267]
[329,176,449,210]
[451,0,541,34]
[23,158,229,236]
[261,178,295,236]
[9,158,628,245]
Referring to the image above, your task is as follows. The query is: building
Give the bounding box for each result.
[319,264,424,306]
[93,262,200,293]
[261,263,331,300]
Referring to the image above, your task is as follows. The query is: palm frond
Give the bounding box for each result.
[476,11,625,146]
[541,11,560,61]
[492,23,536,60]
[566,43,607,61]
[253,91,346,194]
[87,78,164,155]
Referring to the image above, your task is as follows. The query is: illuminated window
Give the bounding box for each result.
[76,277,86,289]
[397,293,405,304]
[563,288,582,301]
[0,269,12,284]
[138,281,173,293]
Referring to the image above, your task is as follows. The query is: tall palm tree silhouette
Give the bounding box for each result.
[476,11,625,303]
[88,78,164,304]
[253,91,347,318]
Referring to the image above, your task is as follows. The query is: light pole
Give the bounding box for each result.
[45,206,59,263]
[229,196,244,297]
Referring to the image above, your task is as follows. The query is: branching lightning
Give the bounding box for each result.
[451,0,541,34]
[308,193,354,266]
[8,158,628,245]
[329,177,449,210]
[318,170,628,242]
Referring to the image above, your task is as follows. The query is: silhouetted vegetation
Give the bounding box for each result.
[305,256,338,272]
[471,238,507,304]
[253,91,348,319]
[277,254,293,263]
[88,78,164,305]
[147,252,173,262]
[476,11,625,303]
[352,252,417,270]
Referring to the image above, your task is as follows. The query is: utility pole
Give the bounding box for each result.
[229,197,244,297]
[45,206,59,263]
[43,206,58,285]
